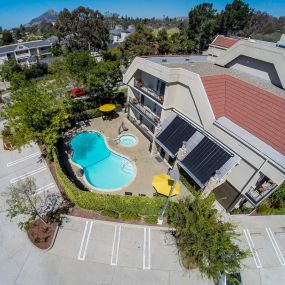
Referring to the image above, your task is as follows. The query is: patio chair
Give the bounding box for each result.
[125,192,132,196]
[139,193,146,197]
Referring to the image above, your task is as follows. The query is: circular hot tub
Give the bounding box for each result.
[118,134,138,147]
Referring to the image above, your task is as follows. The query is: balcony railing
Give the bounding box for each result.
[134,79,164,104]
[127,114,154,141]
[128,98,160,125]
[245,185,276,205]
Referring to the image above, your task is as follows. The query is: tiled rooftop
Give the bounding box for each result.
[202,74,285,155]
[211,35,241,48]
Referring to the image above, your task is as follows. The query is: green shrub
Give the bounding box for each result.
[101,210,119,218]
[121,212,141,221]
[53,151,166,217]
[144,215,158,224]
[257,202,273,215]
[72,108,101,121]
[179,173,200,197]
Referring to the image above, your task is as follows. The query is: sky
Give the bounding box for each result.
[0,0,284,29]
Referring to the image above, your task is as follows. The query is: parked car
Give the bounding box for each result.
[70,87,86,97]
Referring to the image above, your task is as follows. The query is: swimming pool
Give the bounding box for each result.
[118,134,138,147]
[70,131,136,191]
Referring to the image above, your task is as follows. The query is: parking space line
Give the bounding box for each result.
[111,225,121,266]
[143,227,151,270]
[266,227,285,266]
[243,229,262,268]
[77,221,93,261]
[10,166,47,183]
[33,183,55,195]
[6,152,41,167]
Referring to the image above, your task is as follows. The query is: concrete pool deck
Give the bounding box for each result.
[67,112,189,198]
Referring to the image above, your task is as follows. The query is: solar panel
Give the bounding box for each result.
[156,116,196,156]
[181,137,232,186]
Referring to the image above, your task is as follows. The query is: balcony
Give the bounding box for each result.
[15,51,30,59]
[134,79,164,104]
[245,179,277,205]
[39,48,51,55]
[128,98,160,125]
[127,114,154,141]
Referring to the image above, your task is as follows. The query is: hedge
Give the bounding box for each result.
[53,151,166,217]
[72,108,101,121]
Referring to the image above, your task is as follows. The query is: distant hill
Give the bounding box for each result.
[27,9,58,26]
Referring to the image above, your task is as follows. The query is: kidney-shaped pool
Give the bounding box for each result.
[70,131,136,191]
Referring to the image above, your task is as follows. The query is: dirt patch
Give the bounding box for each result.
[27,219,59,250]
[180,251,198,269]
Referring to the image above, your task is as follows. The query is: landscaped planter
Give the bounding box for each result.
[26,219,59,250]
[2,136,13,150]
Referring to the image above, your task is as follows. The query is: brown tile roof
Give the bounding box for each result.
[201,74,285,155]
[211,35,240,49]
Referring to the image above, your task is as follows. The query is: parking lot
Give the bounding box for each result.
[0,142,59,202]
[232,215,285,284]
[51,217,182,272]
[1,141,285,284]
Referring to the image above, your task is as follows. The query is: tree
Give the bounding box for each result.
[63,51,96,85]
[5,178,64,229]
[168,194,248,282]
[87,61,122,98]
[23,62,48,80]
[218,0,253,36]
[168,32,195,54]
[188,3,217,52]
[55,6,109,52]
[0,59,23,81]
[120,25,157,65]
[1,30,13,45]
[10,72,29,91]
[2,83,71,154]
[157,29,171,55]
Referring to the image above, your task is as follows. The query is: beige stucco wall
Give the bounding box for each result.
[163,83,202,126]
[123,57,285,195]
[226,55,282,87]
[226,160,256,191]
[215,40,285,88]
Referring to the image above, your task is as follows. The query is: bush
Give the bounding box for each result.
[257,202,273,215]
[144,215,158,224]
[53,151,166,217]
[71,108,101,121]
[121,212,141,221]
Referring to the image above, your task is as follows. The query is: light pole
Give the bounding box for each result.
[157,169,180,225]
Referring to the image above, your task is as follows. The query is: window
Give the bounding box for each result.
[156,80,166,96]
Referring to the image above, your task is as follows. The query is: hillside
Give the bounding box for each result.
[27,9,58,26]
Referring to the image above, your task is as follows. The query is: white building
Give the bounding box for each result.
[123,39,285,212]
[0,37,56,65]
[109,25,136,44]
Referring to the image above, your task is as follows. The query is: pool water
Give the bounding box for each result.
[119,135,137,146]
[70,132,135,191]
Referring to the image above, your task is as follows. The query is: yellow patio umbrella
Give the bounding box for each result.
[99,104,116,112]
[152,173,180,196]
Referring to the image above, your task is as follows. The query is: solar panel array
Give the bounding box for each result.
[156,116,196,156]
[180,137,232,186]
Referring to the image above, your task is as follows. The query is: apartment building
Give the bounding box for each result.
[0,37,56,65]
[123,40,285,213]
[109,25,136,44]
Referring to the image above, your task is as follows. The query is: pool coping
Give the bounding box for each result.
[117,133,139,147]
[68,130,137,193]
